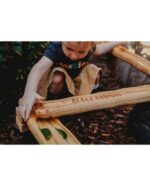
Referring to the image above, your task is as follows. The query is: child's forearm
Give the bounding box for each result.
[23,57,53,98]
[94,42,126,56]
[23,65,44,97]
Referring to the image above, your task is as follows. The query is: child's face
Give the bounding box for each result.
[62,42,92,61]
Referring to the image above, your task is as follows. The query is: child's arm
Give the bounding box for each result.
[19,56,53,121]
[93,42,127,56]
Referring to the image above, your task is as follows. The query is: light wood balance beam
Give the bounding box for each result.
[112,45,150,75]
[34,85,150,118]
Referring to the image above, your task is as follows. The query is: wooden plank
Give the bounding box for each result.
[16,109,80,144]
[112,45,150,75]
[27,117,80,144]
[35,85,150,118]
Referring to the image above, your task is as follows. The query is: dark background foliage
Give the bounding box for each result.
[0,42,49,121]
[0,42,49,93]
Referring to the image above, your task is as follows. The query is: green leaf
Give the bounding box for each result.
[40,128,51,140]
[40,44,47,48]
[56,128,67,139]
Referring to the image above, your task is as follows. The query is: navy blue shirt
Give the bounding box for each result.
[43,42,91,78]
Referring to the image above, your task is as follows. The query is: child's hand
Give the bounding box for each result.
[94,41,128,56]
[19,92,45,121]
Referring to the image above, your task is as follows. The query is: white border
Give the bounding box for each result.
[0,0,149,41]
[0,146,150,186]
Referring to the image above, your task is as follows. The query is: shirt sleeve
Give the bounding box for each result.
[43,42,60,63]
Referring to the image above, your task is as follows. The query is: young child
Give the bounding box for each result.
[19,41,125,121]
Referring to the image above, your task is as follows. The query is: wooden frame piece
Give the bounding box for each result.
[112,45,150,75]
[35,85,150,118]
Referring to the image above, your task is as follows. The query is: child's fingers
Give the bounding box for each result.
[19,105,26,121]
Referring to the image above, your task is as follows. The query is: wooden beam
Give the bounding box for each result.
[16,109,80,144]
[28,117,80,144]
[35,85,150,118]
[112,45,150,76]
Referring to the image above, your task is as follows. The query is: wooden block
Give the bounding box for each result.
[35,85,150,118]
[112,45,150,76]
